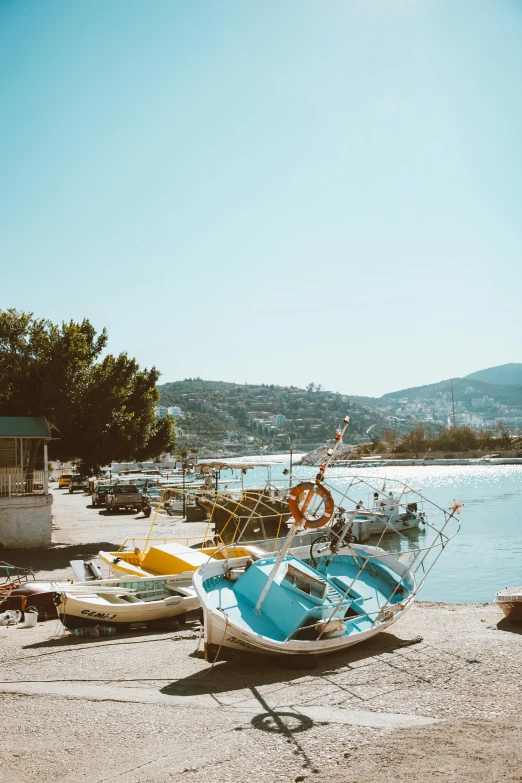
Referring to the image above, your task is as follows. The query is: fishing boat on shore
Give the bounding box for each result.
[197,488,291,543]
[98,540,270,578]
[194,540,416,659]
[194,417,462,661]
[494,587,522,621]
[194,461,292,542]
[0,561,60,619]
[54,574,199,631]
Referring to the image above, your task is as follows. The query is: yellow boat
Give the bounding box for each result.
[98,540,267,578]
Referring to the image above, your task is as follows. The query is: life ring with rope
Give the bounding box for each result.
[288,481,335,529]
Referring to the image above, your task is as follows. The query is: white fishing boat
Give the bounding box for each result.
[351,488,425,535]
[194,542,416,659]
[54,574,199,631]
[194,417,462,661]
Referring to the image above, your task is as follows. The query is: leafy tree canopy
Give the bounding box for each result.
[0,309,175,474]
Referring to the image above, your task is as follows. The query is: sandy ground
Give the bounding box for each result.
[1,489,522,783]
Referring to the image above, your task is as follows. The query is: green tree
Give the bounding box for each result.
[495,420,512,449]
[433,425,478,452]
[380,428,399,451]
[0,309,175,474]
[398,423,431,457]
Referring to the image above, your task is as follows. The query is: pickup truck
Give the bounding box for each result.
[105,485,142,513]
[92,483,113,507]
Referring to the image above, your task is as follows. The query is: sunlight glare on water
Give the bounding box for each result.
[219,456,522,604]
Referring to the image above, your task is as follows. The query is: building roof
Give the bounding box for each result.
[0,417,52,439]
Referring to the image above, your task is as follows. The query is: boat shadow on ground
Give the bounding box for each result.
[2,542,121,573]
[161,630,410,698]
[496,616,522,634]
[21,621,202,649]
[161,631,413,775]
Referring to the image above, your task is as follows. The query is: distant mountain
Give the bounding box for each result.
[381,377,522,408]
[465,363,522,386]
[157,378,394,450]
[372,373,522,433]
[157,364,522,451]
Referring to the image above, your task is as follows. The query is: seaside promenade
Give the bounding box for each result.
[1,489,521,782]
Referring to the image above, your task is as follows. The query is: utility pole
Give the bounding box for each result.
[182,463,186,519]
[450,379,457,428]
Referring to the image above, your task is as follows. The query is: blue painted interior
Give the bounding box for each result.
[202,553,413,644]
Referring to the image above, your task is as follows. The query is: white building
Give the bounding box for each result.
[167,406,182,418]
[154,406,168,419]
[0,417,52,549]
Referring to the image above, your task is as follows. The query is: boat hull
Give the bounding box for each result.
[495,588,522,620]
[497,601,522,619]
[57,591,199,630]
[355,514,421,536]
[0,583,58,619]
[195,546,415,659]
[198,491,291,544]
[201,598,412,659]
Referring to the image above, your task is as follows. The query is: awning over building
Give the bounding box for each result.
[0,417,52,439]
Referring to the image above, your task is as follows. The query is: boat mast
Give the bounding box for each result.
[254,416,350,614]
[450,379,457,427]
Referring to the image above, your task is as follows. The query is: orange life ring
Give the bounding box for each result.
[288,481,335,529]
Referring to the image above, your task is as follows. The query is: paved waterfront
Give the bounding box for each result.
[1,490,522,782]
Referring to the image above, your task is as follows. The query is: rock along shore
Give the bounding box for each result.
[299,444,522,467]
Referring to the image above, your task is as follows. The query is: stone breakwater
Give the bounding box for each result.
[299,444,356,466]
[299,445,522,467]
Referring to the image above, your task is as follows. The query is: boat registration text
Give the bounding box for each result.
[80,609,118,620]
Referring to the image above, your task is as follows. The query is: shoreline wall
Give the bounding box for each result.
[0,494,53,549]
[299,446,522,466]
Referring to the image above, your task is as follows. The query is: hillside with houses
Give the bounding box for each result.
[157,379,393,455]
[157,365,522,455]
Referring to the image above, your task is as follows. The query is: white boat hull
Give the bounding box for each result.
[354,513,422,536]
[194,546,415,659]
[200,598,412,658]
[368,518,420,535]
[57,588,199,630]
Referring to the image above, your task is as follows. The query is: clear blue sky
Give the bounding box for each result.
[1,0,521,396]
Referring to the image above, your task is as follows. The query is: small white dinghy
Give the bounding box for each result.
[54,575,199,631]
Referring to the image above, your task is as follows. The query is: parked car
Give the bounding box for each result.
[59,473,73,488]
[105,484,142,513]
[92,483,113,507]
[68,475,87,493]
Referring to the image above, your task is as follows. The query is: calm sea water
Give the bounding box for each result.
[218,455,522,604]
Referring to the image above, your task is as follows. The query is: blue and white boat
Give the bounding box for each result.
[194,541,415,659]
[194,417,462,661]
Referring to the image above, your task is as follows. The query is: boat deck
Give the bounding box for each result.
[203,555,409,643]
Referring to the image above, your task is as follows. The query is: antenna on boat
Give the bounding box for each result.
[316,416,350,483]
[254,416,350,614]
